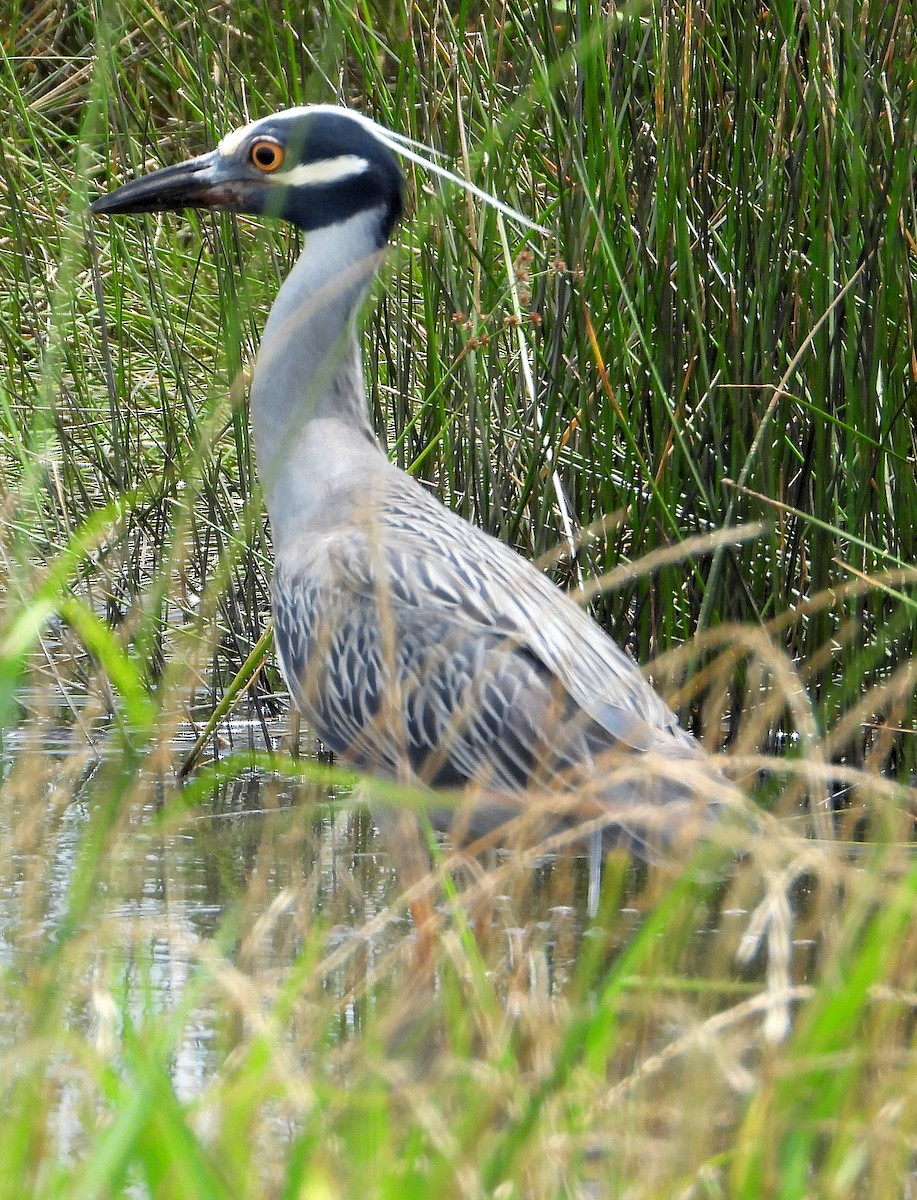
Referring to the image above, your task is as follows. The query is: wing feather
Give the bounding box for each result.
[271,467,710,835]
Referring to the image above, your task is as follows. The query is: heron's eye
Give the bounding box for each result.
[250,139,284,172]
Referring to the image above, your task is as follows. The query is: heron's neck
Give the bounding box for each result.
[249,209,385,526]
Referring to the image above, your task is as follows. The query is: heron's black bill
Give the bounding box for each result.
[90,151,239,217]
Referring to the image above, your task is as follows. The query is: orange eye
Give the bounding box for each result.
[249,139,284,172]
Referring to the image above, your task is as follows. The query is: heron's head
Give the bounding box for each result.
[90,107,404,245]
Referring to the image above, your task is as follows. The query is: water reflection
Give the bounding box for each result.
[0,703,608,1091]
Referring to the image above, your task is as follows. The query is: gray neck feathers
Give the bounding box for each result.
[249,208,387,543]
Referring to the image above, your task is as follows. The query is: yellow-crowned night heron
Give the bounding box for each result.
[91,106,725,859]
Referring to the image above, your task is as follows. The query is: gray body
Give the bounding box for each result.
[254,209,708,849]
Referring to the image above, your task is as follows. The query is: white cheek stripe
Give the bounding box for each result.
[278,155,369,186]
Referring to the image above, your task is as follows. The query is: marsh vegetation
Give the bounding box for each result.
[0,1,915,1195]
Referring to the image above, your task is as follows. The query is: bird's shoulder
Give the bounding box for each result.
[381,477,693,747]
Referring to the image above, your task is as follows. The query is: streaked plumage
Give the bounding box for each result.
[91,106,724,854]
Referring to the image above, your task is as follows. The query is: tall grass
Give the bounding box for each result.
[0,0,915,1196]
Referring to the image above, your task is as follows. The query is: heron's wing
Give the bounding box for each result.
[274,545,609,794]
[376,477,699,753]
[273,476,706,809]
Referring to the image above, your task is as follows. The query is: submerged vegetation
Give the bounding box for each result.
[0,0,915,1195]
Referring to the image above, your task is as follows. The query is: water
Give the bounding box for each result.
[0,693,604,1065]
[10,678,850,1197]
